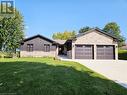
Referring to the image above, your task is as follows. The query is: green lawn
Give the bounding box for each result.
[0,58,127,95]
[118,49,127,60]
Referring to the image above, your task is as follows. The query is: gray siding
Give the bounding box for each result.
[20,37,57,57]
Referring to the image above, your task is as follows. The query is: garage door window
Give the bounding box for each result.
[76,45,83,47]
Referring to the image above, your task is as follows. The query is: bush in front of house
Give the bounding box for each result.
[118,49,127,60]
[0,52,12,58]
[0,52,20,58]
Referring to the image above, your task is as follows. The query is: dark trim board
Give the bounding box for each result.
[24,35,54,43]
[21,34,58,45]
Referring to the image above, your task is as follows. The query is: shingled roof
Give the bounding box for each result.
[21,28,119,45]
[21,34,59,44]
[54,40,66,45]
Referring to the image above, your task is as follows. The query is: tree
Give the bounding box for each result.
[103,22,125,47]
[0,9,24,52]
[52,31,76,40]
[79,26,92,33]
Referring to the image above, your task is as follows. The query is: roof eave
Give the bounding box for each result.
[73,28,119,42]
[21,34,60,45]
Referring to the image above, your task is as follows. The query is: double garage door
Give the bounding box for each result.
[75,45,115,59]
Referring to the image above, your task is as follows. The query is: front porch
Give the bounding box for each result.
[56,40,72,59]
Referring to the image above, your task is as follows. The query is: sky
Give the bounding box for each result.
[14,0,127,40]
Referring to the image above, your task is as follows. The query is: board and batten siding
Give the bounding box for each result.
[71,30,118,60]
[20,37,57,57]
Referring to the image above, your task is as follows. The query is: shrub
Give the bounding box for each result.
[0,52,6,58]
[0,52,20,58]
[118,49,127,60]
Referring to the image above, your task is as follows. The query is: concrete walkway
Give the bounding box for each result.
[60,57,127,88]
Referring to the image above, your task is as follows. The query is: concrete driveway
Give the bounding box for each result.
[60,57,127,88]
[74,60,127,88]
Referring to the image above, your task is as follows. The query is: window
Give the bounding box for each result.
[76,45,83,47]
[27,44,33,52]
[44,44,50,52]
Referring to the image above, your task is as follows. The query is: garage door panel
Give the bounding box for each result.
[75,56,93,59]
[97,45,115,59]
[75,45,93,59]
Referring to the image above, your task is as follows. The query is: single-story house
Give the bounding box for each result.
[20,28,118,60]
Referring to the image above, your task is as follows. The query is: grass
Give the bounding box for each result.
[118,49,127,60]
[0,57,127,95]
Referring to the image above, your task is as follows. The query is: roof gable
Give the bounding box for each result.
[22,34,57,44]
[76,28,118,40]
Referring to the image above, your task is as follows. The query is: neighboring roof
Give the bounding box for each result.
[21,34,58,44]
[54,40,66,45]
[75,28,118,40]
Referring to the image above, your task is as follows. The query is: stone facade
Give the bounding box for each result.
[71,30,118,60]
